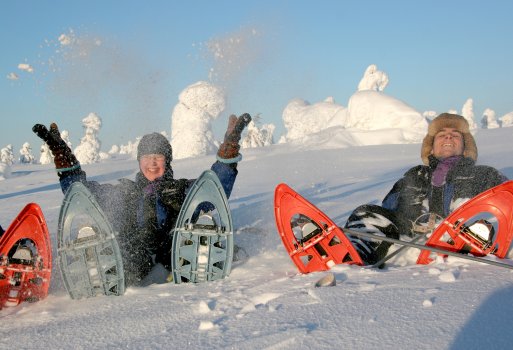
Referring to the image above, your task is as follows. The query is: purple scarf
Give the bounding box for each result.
[431,156,462,187]
[143,181,159,196]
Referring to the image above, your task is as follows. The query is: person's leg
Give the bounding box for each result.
[344,204,400,265]
[118,230,154,286]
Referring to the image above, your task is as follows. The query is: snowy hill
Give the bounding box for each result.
[1,127,513,349]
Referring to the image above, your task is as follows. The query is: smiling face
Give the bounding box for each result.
[139,154,166,181]
[432,127,464,159]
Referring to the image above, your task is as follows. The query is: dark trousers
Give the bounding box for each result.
[344,204,401,265]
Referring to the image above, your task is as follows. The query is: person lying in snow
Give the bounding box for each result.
[345,113,508,265]
[33,113,251,285]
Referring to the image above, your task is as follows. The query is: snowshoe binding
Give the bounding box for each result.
[274,183,363,274]
[418,181,513,265]
[0,203,52,309]
[58,182,125,299]
[171,170,234,283]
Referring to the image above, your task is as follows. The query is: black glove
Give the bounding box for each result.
[217,113,252,162]
[32,123,80,173]
[160,179,190,212]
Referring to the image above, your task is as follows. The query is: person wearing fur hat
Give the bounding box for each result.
[344,113,508,266]
[32,113,251,285]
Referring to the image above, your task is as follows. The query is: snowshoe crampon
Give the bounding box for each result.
[58,182,124,299]
[172,170,233,283]
[274,183,363,274]
[0,203,51,309]
[417,181,513,265]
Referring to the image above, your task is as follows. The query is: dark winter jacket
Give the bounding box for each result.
[381,155,507,235]
[58,161,238,283]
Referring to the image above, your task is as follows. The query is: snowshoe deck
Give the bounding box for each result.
[274,183,363,274]
[58,182,124,299]
[418,180,513,265]
[172,170,233,283]
[0,203,51,309]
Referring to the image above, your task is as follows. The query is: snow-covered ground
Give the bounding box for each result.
[1,125,513,349]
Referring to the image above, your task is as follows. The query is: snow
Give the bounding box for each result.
[2,120,513,348]
[357,64,389,92]
[241,120,275,148]
[74,112,103,165]
[461,98,478,131]
[500,111,513,127]
[19,142,36,164]
[278,65,428,146]
[482,108,500,129]
[345,91,427,143]
[171,81,226,160]
[281,97,347,142]
[39,143,53,165]
[17,63,34,73]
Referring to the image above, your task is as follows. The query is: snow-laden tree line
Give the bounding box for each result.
[2,64,513,181]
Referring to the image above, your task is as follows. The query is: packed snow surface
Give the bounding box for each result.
[1,127,513,349]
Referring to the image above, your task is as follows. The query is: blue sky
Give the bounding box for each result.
[2,0,513,151]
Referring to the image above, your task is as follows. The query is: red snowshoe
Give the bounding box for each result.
[417,181,513,265]
[274,183,363,273]
[0,203,52,309]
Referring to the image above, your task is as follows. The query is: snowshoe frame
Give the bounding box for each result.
[171,170,234,283]
[58,182,125,299]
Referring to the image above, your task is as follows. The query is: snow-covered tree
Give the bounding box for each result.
[39,143,53,165]
[357,64,389,92]
[241,120,275,148]
[461,98,478,131]
[0,144,14,180]
[171,81,225,159]
[345,91,427,143]
[61,129,73,148]
[74,112,102,164]
[19,142,36,164]
[281,97,346,142]
[500,111,513,128]
[99,151,110,161]
[108,144,120,155]
[119,136,142,159]
[0,144,15,165]
[481,108,500,129]
[423,111,437,123]
[0,161,11,180]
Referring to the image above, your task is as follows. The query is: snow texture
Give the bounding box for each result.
[281,97,347,142]
[500,111,513,127]
[241,120,275,149]
[357,64,389,92]
[19,142,36,164]
[0,144,14,166]
[170,81,226,160]
[39,143,53,165]
[2,117,513,349]
[482,108,500,129]
[74,113,102,165]
[461,98,478,131]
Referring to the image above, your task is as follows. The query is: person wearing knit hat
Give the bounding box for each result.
[32,113,251,285]
[343,113,507,267]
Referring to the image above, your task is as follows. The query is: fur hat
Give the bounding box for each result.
[137,133,173,166]
[421,113,477,165]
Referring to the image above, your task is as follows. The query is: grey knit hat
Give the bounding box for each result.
[137,133,173,166]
